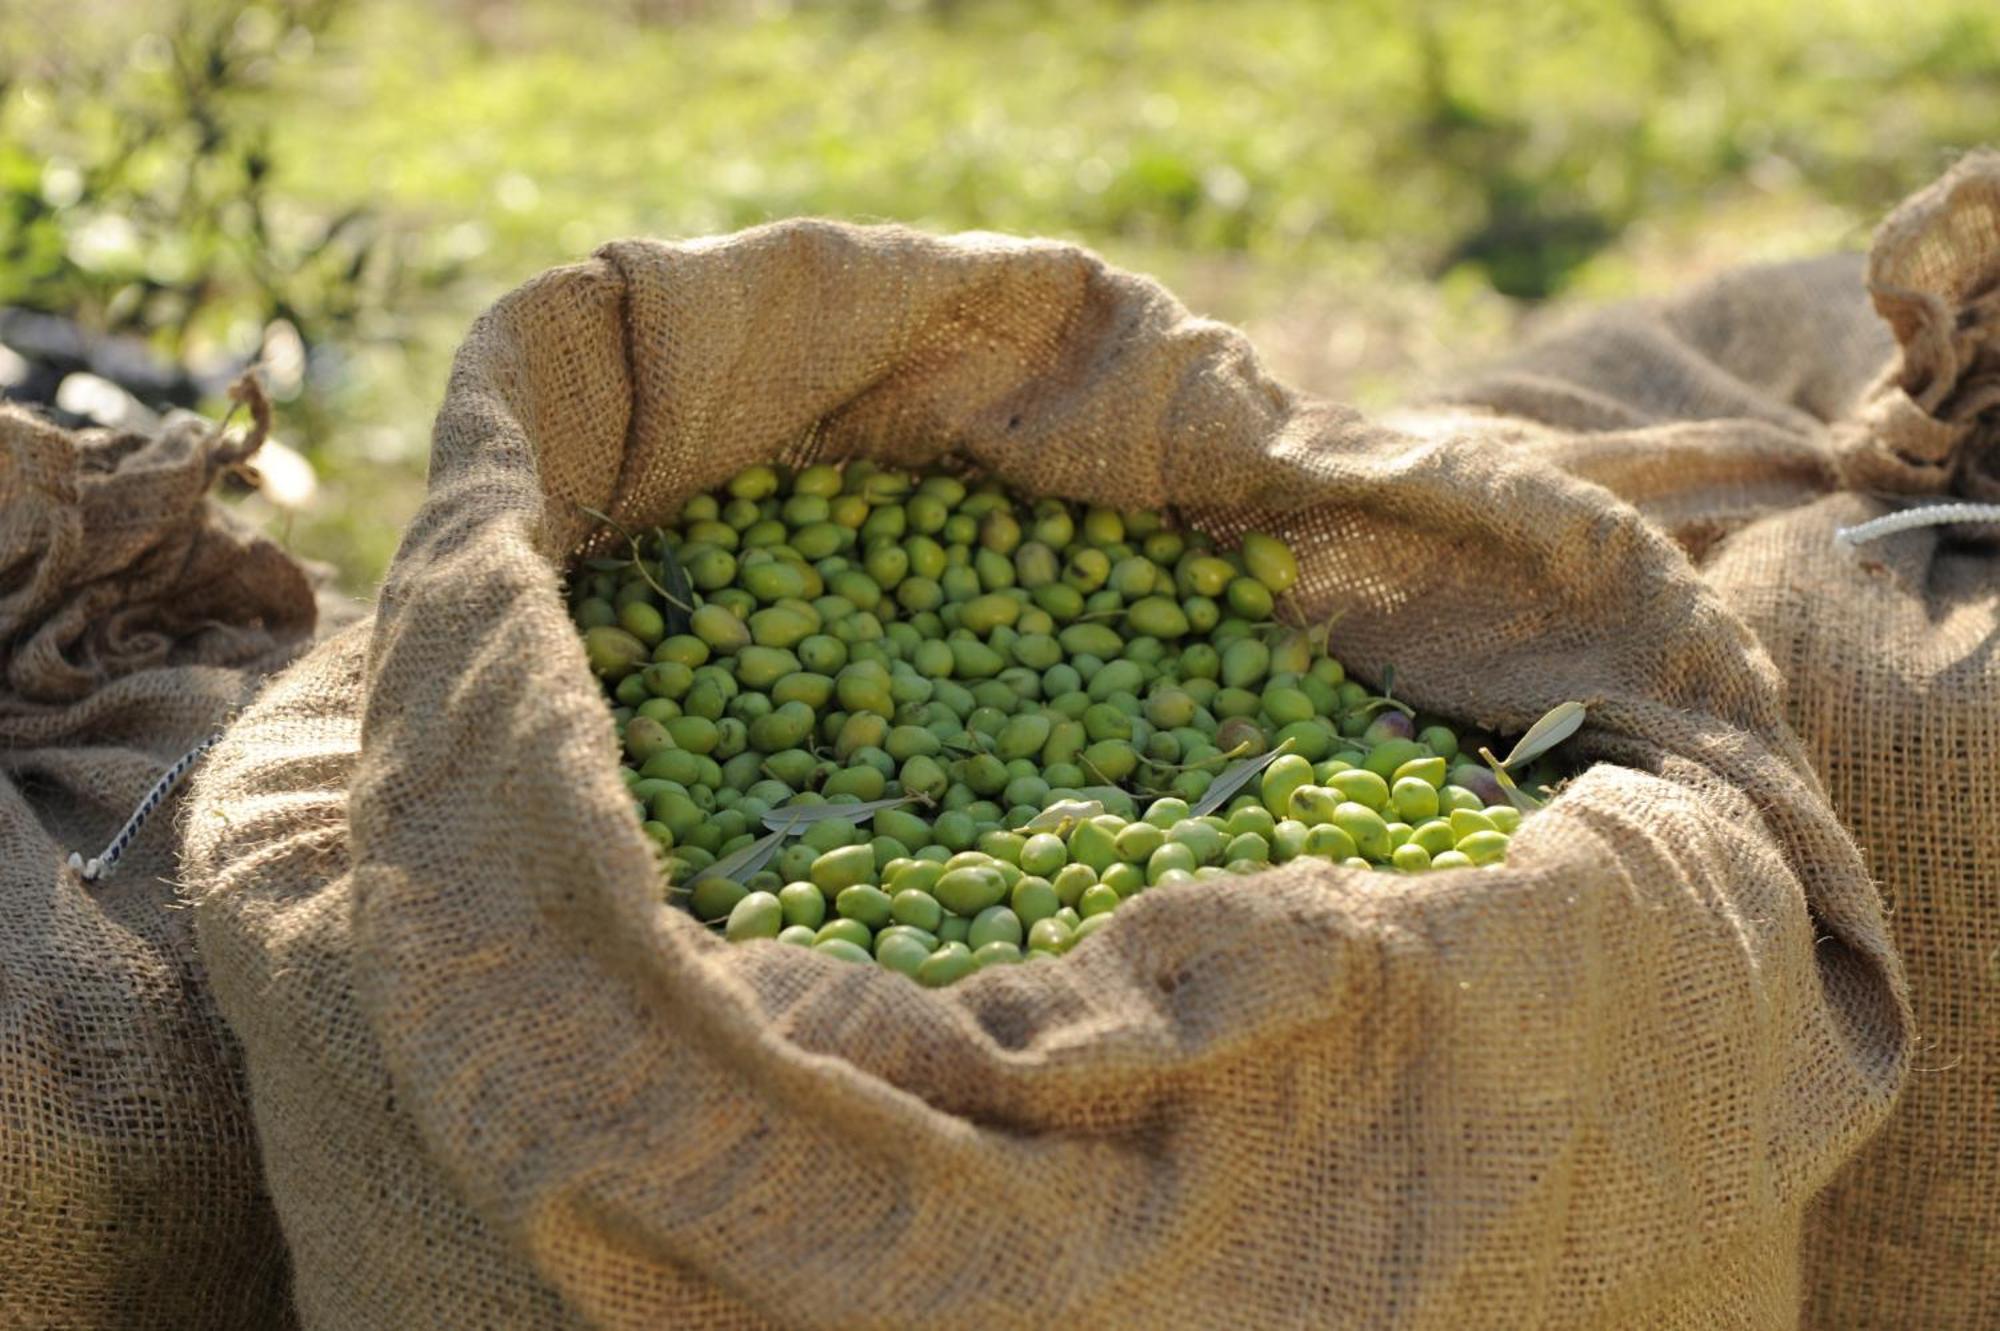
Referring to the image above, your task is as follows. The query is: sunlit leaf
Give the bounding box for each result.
[655,539,696,637]
[759,795,919,830]
[577,504,695,615]
[691,809,807,883]
[1018,799,1104,832]
[1190,738,1295,817]
[1478,746,1546,814]
[1500,701,1586,769]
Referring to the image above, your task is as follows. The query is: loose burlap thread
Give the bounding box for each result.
[190,223,1906,1328]
[0,394,314,1328]
[1418,152,2000,1329]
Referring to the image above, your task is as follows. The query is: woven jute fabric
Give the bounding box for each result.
[1417,153,2000,1330]
[0,399,314,1328]
[189,223,1906,1329]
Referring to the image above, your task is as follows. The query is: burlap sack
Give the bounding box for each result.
[0,394,315,1328]
[188,223,1907,1329]
[1414,154,2000,1329]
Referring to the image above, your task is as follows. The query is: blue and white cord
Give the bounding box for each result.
[67,733,222,882]
[1835,501,2000,547]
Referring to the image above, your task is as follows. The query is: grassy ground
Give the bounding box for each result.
[10,0,1998,588]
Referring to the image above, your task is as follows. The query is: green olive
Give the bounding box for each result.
[1301,823,1357,860]
[917,942,978,987]
[585,626,650,679]
[1179,555,1235,598]
[872,931,931,977]
[690,604,751,654]
[1391,776,1441,822]
[1327,768,1391,811]
[1456,829,1511,865]
[814,937,875,965]
[1026,917,1076,954]
[971,940,1024,969]
[809,844,876,896]
[1330,802,1392,860]
[1239,533,1298,594]
[1126,595,1190,638]
[725,891,784,942]
[934,865,1008,915]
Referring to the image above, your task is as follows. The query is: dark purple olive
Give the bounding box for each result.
[1362,710,1415,744]
[1446,763,1506,806]
[1215,716,1268,756]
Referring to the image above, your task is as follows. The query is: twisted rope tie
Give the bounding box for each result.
[67,733,222,882]
[1834,502,2000,547]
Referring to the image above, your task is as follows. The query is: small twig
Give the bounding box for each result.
[577,504,695,612]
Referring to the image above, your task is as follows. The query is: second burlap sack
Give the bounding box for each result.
[0,393,314,1329]
[1415,153,2000,1329]
[189,223,1906,1328]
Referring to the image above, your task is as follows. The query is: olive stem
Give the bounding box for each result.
[1166,740,1255,772]
[1477,745,1546,814]
[577,504,697,614]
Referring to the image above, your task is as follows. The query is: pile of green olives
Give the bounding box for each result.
[574,461,1566,984]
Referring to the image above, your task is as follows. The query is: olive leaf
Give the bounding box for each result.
[1308,605,1348,657]
[577,504,695,616]
[687,813,803,885]
[1348,663,1417,719]
[1352,663,1416,715]
[1190,738,1296,817]
[1138,742,1253,777]
[654,538,696,638]
[1018,799,1105,833]
[759,795,920,831]
[1353,695,1417,720]
[1477,746,1546,814]
[1499,701,1586,770]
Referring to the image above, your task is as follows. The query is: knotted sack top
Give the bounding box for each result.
[0,379,317,706]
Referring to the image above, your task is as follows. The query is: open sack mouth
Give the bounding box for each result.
[572,456,1587,983]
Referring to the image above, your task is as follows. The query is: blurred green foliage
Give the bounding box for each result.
[0,1,396,369]
[5,0,1997,588]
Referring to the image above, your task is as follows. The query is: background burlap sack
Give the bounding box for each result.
[1415,153,2000,1330]
[189,223,1907,1329]
[0,398,314,1328]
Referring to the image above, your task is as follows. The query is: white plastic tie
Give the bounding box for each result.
[1834,502,2000,547]
[66,733,222,882]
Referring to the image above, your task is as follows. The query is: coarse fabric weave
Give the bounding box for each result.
[1416,152,2000,1330]
[189,223,1907,1329]
[0,397,313,1328]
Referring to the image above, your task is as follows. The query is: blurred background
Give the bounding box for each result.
[4,0,1995,591]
